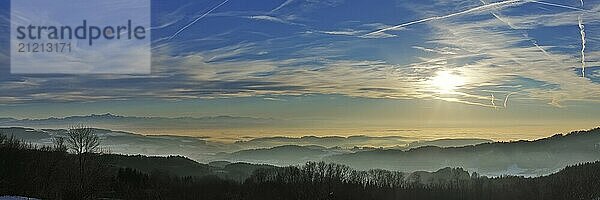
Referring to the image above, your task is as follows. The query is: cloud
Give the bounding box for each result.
[413,46,458,55]
[409,2,600,106]
[169,50,423,100]
[1,0,599,109]
[247,15,305,26]
[320,30,363,36]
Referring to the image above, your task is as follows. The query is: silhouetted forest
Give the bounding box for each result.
[1,133,600,200]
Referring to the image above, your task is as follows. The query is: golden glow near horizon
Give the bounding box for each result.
[429,70,467,94]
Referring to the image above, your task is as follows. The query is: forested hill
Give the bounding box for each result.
[102,154,275,181]
[325,127,600,176]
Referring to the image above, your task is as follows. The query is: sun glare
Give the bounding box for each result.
[430,70,466,94]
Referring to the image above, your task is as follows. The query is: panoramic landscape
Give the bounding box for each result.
[1,0,600,199]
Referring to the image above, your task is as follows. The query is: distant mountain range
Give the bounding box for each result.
[0,113,281,130]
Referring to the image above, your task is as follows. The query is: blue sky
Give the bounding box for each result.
[0,0,599,139]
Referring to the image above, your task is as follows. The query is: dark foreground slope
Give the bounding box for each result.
[2,134,600,200]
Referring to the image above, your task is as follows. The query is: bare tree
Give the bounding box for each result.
[65,125,100,199]
[0,132,6,145]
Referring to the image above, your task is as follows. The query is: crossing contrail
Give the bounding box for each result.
[365,0,524,37]
[529,0,585,11]
[531,40,553,59]
[578,16,586,77]
[168,0,231,40]
[479,0,519,28]
[479,0,557,62]
[270,0,294,13]
[365,0,586,37]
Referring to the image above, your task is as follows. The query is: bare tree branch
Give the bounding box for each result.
[65,125,100,155]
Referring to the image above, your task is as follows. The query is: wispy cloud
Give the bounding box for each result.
[1,0,598,109]
[409,2,600,107]
[247,15,305,26]
[365,0,587,38]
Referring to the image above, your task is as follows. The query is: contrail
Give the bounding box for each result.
[479,0,519,29]
[168,0,231,40]
[270,0,294,13]
[365,0,586,37]
[479,0,556,61]
[529,0,585,11]
[578,15,586,77]
[503,92,515,108]
[531,40,552,58]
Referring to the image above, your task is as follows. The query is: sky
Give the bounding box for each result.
[0,0,599,140]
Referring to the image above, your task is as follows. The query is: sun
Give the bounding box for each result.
[430,70,466,94]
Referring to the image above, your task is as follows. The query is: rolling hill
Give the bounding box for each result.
[325,128,600,176]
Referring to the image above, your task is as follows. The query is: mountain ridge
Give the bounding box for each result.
[0,113,275,122]
[0,113,283,131]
